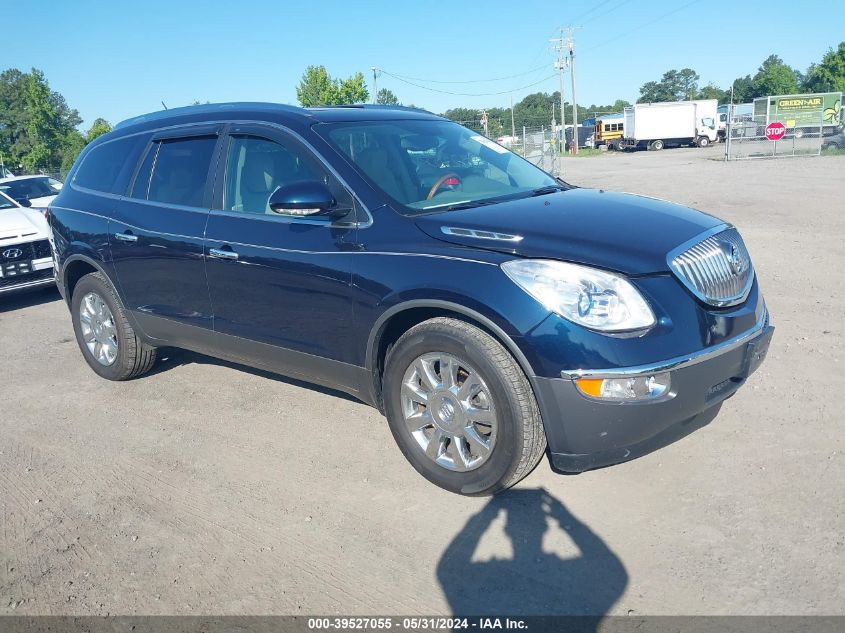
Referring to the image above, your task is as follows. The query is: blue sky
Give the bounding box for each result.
[5,0,844,128]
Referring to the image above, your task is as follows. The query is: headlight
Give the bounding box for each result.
[501,259,655,332]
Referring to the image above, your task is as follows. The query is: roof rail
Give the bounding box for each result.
[114,102,311,130]
[308,104,435,115]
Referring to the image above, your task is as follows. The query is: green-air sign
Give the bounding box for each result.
[755,92,842,128]
[777,97,824,111]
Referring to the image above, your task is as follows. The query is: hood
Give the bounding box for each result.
[26,194,57,209]
[0,206,48,242]
[414,188,723,274]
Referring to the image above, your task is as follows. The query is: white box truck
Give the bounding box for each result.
[620,100,719,150]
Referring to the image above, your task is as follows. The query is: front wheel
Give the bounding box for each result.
[383,318,547,496]
[697,136,710,148]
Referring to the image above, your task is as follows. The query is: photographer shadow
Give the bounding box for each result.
[437,488,627,619]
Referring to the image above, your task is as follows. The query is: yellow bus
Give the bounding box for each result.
[595,116,624,149]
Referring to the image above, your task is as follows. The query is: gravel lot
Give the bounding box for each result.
[1,148,843,616]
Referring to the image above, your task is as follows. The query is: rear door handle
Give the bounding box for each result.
[113,232,138,243]
[208,247,239,260]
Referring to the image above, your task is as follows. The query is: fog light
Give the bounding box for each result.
[575,372,671,401]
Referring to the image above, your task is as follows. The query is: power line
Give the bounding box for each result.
[581,0,703,52]
[569,0,619,23]
[377,69,558,97]
[376,63,550,85]
[579,0,635,26]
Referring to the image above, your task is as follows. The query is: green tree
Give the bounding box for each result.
[59,129,86,174]
[334,72,369,105]
[697,83,729,103]
[752,55,799,97]
[376,88,400,105]
[638,68,700,102]
[23,69,59,171]
[731,75,755,102]
[86,118,112,143]
[0,67,84,173]
[296,65,334,106]
[803,42,845,92]
[296,65,369,106]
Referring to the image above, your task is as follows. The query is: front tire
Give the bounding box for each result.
[697,136,710,148]
[71,272,156,380]
[383,318,546,496]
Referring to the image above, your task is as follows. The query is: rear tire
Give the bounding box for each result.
[70,272,156,380]
[383,317,546,496]
[649,139,664,151]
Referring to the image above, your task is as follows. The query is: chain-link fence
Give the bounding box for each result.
[725,105,824,160]
[507,126,561,177]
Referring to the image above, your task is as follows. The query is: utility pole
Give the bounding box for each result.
[510,96,516,140]
[371,67,378,104]
[550,28,573,154]
[569,40,578,155]
[480,109,489,137]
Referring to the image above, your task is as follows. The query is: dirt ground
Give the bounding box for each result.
[1,148,843,616]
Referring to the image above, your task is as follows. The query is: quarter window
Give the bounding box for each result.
[146,136,217,208]
[224,135,326,215]
[75,137,144,194]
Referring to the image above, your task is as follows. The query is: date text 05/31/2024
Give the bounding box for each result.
[307,617,528,630]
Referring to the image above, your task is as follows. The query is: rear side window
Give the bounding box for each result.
[74,136,145,194]
[146,136,217,208]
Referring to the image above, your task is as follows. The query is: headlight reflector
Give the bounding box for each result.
[501,259,655,331]
[575,373,671,401]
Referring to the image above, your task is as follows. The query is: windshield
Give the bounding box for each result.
[316,119,559,214]
[0,191,17,210]
[0,176,62,200]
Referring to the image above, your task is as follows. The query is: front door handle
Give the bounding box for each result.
[113,232,138,243]
[209,247,239,261]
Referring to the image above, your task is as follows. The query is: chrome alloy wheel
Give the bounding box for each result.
[400,352,497,472]
[79,292,118,366]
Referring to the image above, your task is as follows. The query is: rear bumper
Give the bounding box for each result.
[534,310,773,473]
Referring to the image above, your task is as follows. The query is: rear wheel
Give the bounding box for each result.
[649,139,664,151]
[383,317,546,496]
[70,272,156,380]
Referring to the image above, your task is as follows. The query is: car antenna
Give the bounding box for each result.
[161,101,168,110]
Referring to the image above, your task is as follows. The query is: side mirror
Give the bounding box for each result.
[268,181,347,219]
[16,198,32,208]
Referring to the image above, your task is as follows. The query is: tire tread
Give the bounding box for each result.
[389,317,547,493]
[73,272,156,380]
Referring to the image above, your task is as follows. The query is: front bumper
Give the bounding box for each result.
[534,309,773,473]
[0,257,55,295]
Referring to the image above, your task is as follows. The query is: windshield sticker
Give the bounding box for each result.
[470,135,509,154]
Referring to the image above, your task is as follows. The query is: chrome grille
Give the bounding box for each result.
[669,227,753,307]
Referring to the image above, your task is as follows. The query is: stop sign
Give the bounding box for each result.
[765,122,786,141]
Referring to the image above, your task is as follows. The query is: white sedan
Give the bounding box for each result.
[0,190,55,295]
[0,175,63,209]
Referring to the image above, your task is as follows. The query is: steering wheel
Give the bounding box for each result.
[426,172,461,200]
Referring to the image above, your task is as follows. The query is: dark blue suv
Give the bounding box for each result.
[49,103,773,495]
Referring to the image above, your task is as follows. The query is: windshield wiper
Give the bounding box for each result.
[528,185,567,197]
[442,200,500,212]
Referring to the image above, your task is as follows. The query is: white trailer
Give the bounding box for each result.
[621,100,719,150]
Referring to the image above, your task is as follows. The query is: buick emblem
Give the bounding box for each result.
[719,241,744,275]
[2,248,23,260]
